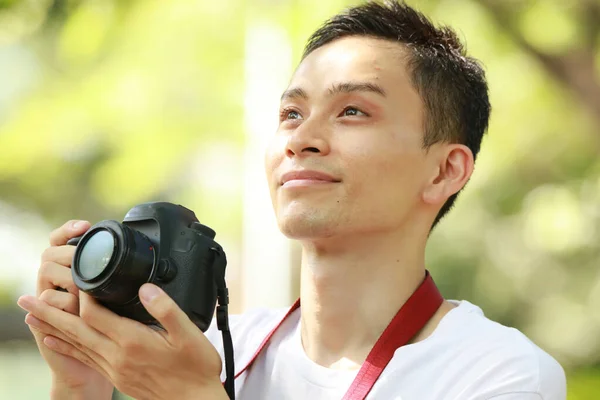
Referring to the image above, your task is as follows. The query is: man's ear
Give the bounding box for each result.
[422,144,474,206]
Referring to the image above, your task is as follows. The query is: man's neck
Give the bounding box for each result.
[298,228,450,370]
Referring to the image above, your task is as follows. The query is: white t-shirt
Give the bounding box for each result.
[205,300,566,400]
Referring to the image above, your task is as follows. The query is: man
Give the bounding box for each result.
[18,1,566,399]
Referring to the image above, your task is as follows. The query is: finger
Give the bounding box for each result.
[25,313,111,375]
[139,283,192,343]
[78,292,144,344]
[39,289,79,315]
[17,295,113,356]
[37,261,78,297]
[42,335,111,381]
[26,313,91,354]
[41,245,76,267]
[49,220,91,247]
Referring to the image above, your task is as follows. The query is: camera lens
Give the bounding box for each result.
[72,221,156,305]
[77,230,115,280]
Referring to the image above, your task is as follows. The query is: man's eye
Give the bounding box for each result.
[280,108,302,121]
[341,107,367,117]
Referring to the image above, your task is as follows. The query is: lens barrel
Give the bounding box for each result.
[72,220,155,305]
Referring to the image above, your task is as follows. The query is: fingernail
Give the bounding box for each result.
[17,296,34,311]
[44,336,57,348]
[140,284,162,303]
[25,314,41,328]
[71,221,84,229]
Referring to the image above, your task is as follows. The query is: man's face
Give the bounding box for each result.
[265,36,433,240]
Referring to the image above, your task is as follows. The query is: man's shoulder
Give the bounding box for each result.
[451,300,563,370]
[395,300,567,399]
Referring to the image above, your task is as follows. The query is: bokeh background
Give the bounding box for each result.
[0,0,598,398]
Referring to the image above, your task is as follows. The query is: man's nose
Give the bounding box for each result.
[284,118,331,158]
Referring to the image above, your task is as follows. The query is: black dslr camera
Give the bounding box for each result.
[68,201,228,332]
[68,202,235,398]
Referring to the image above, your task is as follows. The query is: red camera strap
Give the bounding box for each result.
[234,270,443,400]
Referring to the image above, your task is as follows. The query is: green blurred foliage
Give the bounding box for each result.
[568,367,600,399]
[0,0,599,397]
[0,0,246,229]
[0,281,14,306]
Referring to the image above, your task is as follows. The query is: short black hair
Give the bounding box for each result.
[303,0,491,230]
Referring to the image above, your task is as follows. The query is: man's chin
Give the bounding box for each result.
[277,215,337,240]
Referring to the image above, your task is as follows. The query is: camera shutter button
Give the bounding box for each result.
[156,259,177,282]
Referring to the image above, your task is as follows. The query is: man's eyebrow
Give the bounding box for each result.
[280,81,386,102]
[328,81,386,97]
[280,87,308,101]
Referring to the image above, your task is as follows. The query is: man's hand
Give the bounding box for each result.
[18,283,228,400]
[26,220,114,400]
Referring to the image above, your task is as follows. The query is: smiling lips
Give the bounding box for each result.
[280,170,341,188]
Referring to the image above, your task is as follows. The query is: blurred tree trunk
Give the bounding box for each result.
[477,0,600,123]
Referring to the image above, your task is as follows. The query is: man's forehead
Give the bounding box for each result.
[288,36,411,93]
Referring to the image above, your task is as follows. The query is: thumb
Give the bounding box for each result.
[139,283,190,341]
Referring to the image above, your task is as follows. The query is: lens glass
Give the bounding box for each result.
[78,230,115,280]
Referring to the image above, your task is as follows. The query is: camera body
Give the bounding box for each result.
[70,202,225,332]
